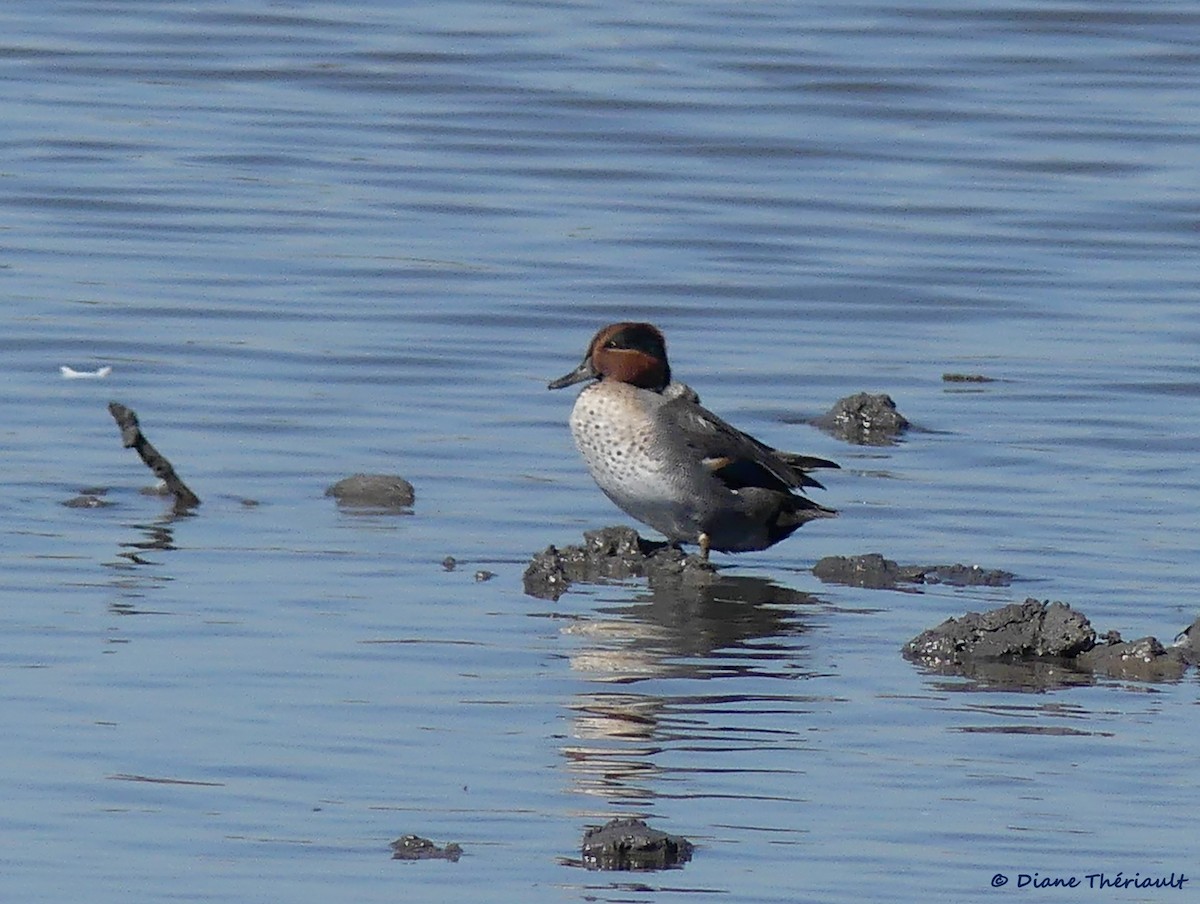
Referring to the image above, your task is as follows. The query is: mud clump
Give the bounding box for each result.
[906,599,1094,661]
[813,392,910,445]
[814,553,1013,590]
[63,489,115,509]
[581,817,694,871]
[942,372,996,384]
[523,526,715,601]
[1076,635,1189,683]
[326,473,415,508]
[1174,616,1200,666]
[389,834,462,862]
[905,599,1193,685]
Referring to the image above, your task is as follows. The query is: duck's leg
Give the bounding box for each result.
[698,532,711,561]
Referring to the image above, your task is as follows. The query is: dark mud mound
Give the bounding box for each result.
[389,834,462,862]
[63,489,116,509]
[812,392,910,445]
[942,372,997,384]
[906,599,1095,660]
[814,553,1013,590]
[326,473,415,508]
[1075,635,1188,682]
[523,526,715,601]
[905,599,1196,685]
[580,817,694,871]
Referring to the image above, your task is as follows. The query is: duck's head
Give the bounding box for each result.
[548,322,671,393]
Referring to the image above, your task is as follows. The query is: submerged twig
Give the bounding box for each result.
[107,402,201,510]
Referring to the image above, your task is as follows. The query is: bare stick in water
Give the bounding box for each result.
[107,402,201,510]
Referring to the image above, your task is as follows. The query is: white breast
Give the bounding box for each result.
[567,383,700,541]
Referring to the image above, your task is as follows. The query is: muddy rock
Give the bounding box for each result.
[523,526,715,601]
[812,392,910,445]
[942,372,996,384]
[813,553,1013,590]
[905,599,1196,685]
[1175,617,1200,666]
[389,834,462,862]
[1076,634,1188,682]
[581,817,693,871]
[63,491,115,509]
[325,473,415,508]
[923,563,1015,586]
[904,599,1095,664]
[813,553,921,589]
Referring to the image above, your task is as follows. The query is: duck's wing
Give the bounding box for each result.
[658,396,836,493]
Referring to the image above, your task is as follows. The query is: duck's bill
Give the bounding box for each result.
[548,359,596,390]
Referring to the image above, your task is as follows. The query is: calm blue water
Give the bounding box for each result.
[3,1,1198,902]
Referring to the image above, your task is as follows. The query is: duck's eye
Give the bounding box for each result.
[604,339,620,349]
